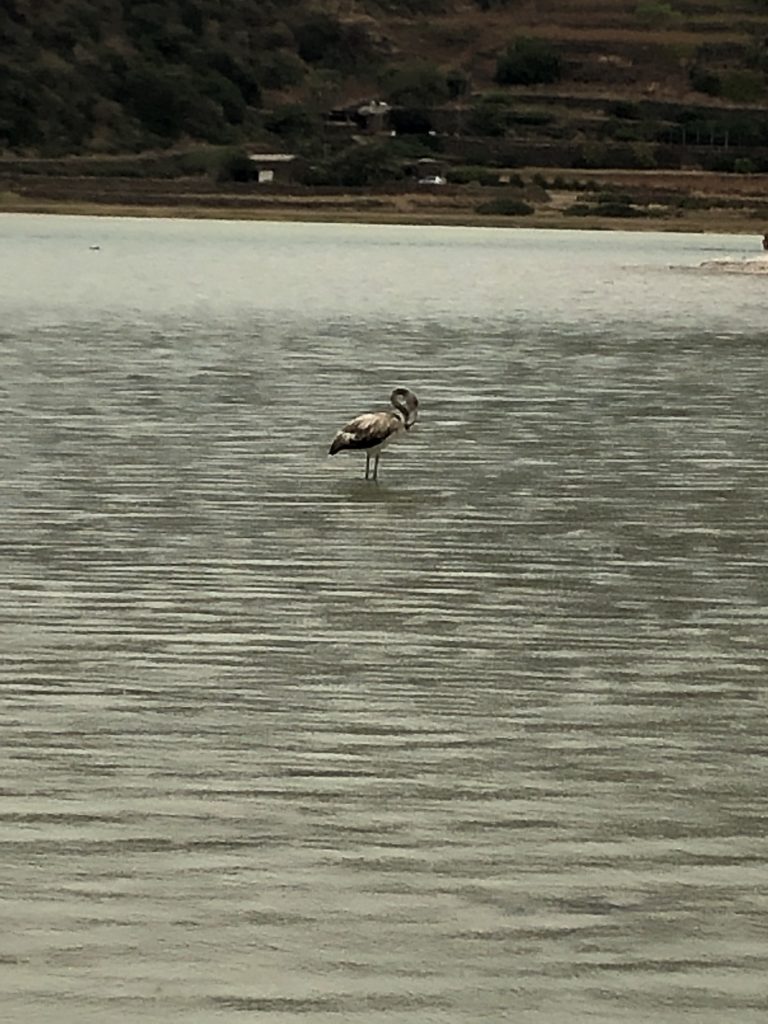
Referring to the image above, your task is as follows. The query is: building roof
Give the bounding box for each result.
[358,100,390,116]
[248,153,297,163]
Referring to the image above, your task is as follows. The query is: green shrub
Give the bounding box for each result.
[733,157,757,174]
[605,101,641,120]
[495,38,561,86]
[308,141,406,187]
[511,111,554,126]
[575,141,657,170]
[574,142,610,169]
[201,72,247,125]
[564,202,593,217]
[634,2,682,27]
[466,100,510,137]
[565,199,642,218]
[261,52,306,90]
[451,165,502,185]
[719,69,765,103]
[383,63,450,106]
[629,143,658,169]
[295,14,378,73]
[123,66,191,138]
[205,51,262,106]
[262,23,295,51]
[595,201,643,217]
[689,67,721,97]
[602,120,644,142]
[390,107,433,135]
[476,196,534,215]
[264,104,320,141]
[216,148,258,183]
[594,191,633,206]
[295,11,341,62]
[676,195,709,210]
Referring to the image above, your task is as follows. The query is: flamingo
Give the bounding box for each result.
[329,387,419,480]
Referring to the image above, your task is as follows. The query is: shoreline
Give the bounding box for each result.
[0,195,761,235]
[3,166,768,235]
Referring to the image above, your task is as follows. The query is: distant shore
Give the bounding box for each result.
[0,197,760,236]
[1,169,766,236]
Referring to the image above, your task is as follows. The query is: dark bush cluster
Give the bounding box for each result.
[494,37,562,87]
[476,196,534,215]
[0,0,385,153]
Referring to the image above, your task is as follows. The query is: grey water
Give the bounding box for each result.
[1,214,767,1023]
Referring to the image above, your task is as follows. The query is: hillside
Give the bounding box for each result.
[3,0,768,164]
[4,0,768,233]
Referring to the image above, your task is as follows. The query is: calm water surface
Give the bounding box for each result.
[1,215,767,1023]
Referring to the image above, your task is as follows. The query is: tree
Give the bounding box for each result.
[123,64,235,142]
[295,13,378,73]
[264,103,320,142]
[383,62,449,106]
[389,107,433,135]
[0,61,43,147]
[495,38,561,86]
[261,51,305,90]
[206,51,262,106]
[467,99,510,137]
[311,141,405,187]
[217,149,259,182]
[124,66,191,138]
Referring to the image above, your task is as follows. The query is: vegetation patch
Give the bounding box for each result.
[495,38,562,87]
[475,196,534,216]
[634,3,683,28]
[564,186,656,217]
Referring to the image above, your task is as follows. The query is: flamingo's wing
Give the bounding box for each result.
[329,411,399,454]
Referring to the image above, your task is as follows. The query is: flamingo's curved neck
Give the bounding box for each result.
[391,394,409,420]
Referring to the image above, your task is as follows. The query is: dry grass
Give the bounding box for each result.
[534,168,768,196]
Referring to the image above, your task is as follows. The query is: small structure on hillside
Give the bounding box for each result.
[356,100,390,133]
[327,99,391,134]
[247,153,303,184]
[406,156,447,182]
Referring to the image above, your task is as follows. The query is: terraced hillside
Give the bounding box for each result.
[3,0,768,230]
[2,0,768,157]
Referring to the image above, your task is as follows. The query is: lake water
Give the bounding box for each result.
[1,214,767,1023]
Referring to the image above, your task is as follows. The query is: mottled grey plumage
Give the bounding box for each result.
[329,387,419,480]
